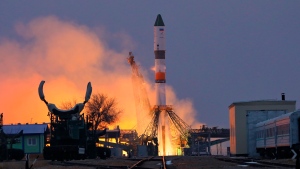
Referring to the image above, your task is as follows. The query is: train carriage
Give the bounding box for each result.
[276,116,290,147]
[255,110,300,158]
[255,123,265,149]
[264,119,276,148]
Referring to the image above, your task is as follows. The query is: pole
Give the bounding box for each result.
[29,155,39,169]
[25,154,29,169]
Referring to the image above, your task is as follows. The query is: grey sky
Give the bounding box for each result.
[1,1,300,128]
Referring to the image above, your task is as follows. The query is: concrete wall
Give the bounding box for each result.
[229,100,296,156]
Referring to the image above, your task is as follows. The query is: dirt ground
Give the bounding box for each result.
[0,155,297,169]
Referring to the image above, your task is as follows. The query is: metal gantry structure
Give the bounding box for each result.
[188,125,230,155]
[166,108,191,139]
[141,105,192,155]
[127,52,230,156]
[127,52,152,135]
[141,108,160,144]
[127,53,192,155]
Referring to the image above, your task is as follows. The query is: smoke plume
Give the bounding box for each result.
[0,16,201,130]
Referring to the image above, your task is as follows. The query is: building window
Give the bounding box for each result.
[28,138,37,146]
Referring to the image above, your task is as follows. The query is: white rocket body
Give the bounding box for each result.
[154,14,169,156]
[154,15,166,106]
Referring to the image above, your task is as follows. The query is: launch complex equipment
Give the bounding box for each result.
[128,15,230,156]
[127,52,152,135]
[38,81,108,161]
[0,113,24,161]
[127,14,193,156]
[128,51,191,156]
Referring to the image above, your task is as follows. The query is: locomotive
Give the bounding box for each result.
[39,81,109,161]
[255,110,300,158]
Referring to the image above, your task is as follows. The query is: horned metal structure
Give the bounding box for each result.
[38,81,109,160]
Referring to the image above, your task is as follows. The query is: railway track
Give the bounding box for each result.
[129,156,165,169]
[50,156,169,169]
[215,156,295,168]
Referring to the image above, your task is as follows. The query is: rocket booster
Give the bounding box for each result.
[154,14,166,106]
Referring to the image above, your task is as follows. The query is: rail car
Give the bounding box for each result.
[255,110,300,158]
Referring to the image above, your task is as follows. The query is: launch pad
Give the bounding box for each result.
[141,105,191,156]
[128,51,191,155]
[127,14,229,156]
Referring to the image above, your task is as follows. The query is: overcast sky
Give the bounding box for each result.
[1,1,300,128]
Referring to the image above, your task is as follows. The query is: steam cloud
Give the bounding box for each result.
[0,16,201,129]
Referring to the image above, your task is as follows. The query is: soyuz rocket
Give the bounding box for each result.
[154,14,168,156]
[154,14,166,106]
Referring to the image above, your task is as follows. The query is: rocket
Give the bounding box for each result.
[154,14,166,106]
[154,14,167,156]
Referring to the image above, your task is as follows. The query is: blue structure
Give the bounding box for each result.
[2,123,49,154]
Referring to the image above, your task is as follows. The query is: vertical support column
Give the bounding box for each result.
[192,134,195,156]
[105,133,108,148]
[208,133,211,155]
[0,113,3,130]
[162,125,165,156]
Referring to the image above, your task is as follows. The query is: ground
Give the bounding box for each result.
[0,155,296,169]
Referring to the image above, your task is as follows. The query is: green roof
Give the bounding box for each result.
[154,14,165,26]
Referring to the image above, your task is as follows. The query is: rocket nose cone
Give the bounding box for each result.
[154,14,165,26]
